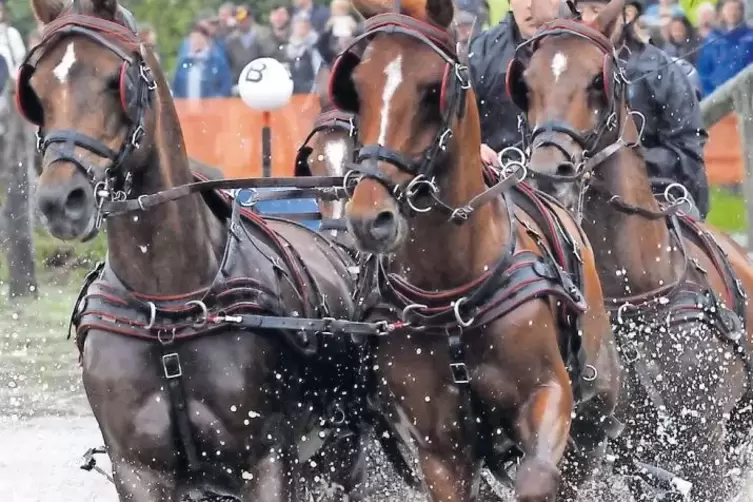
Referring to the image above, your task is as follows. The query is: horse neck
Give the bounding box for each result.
[106,67,225,296]
[583,145,679,298]
[392,106,508,290]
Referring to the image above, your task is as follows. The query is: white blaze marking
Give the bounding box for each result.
[53,42,77,83]
[551,52,568,82]
[378,55,403,145]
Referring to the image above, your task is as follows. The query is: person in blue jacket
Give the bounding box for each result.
[171,23,233,99]
[697,0,753,96]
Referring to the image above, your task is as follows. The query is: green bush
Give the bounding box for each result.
[708,187,746,234]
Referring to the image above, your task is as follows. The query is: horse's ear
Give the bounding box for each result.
[425,0,453,28]
[31,0,68,24]
[591,0,625,37]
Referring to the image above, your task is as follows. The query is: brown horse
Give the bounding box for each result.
[295,104,356,240]
[512,1,753,500]
[332,0,622,500]
[19,0,385,500]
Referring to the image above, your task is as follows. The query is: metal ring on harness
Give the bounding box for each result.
[500,160,528,184]
[343,169,361,197]
[453,297,475,328]
[144,301,157,330]
[186,300,209,328]
[401,303,428,323]
[405,175,439,213]
[621,110,646,148]
[238,189,258,208]
[582,364,598,382]
[497,146,527,168]
[616,302,636,325]
[331,404,346,425]
[663,183,693,215]
[137,194,148,211]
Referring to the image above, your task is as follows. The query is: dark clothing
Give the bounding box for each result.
[468,13,526,153]
[621,39,709,217]
[469,14,709,217]
[224,26,279,83]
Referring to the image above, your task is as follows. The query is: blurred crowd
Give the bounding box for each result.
[627,0,753,96]
[169,0,362,99]
[0,0,751,103]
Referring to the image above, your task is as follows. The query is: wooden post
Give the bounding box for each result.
[1,92,37,298]
[733,87,753,250]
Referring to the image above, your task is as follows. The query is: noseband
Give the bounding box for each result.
[16,13,155,215]
[329,13,471,216]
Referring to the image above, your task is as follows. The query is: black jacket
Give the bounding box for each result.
[468,13,525,153]
[621,38,709,217]
[468,14,710,217]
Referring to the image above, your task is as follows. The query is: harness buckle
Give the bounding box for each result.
[450,362,470,384]
[619,340,639,365]
[130,125,145,148]
[438,129,453,150]
[454,64,471,90]
[139,63,157,90]
[162,352,183,379]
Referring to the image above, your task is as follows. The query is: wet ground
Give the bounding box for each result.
[1,286,753,501]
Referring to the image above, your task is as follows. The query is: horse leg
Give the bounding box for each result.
[417,445,475,502]
[241,445,300,502]
[317,430,370,501]
[514,381,573,502]
[111,459,177,502]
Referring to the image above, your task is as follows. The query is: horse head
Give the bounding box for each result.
[334,0,482,254]
[18,0,180,241]
[508,0,646,211]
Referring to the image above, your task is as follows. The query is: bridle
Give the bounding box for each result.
[16,11,156,229]
[330,13,483,219]
[294,107,357,177]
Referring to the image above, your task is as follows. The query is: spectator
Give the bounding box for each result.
[695,2,718,39]
[316,0,358,64]
[172,24,232,99]
[658,13,700,64]
[642,0,684,28]
[216,2,237,41]
[455,10,478,61]
[697,0,753,96]
[0,2,26,82]
[268,5,292,61]
[285,15,324,94]
[292,0,331,35]
[224,5,278,84]
[456,0,489,28]
[139,22,160,62]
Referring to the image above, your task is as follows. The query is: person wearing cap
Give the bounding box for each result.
[224,5,278,85]
[578,0,709,218]
[455,10,479,61]
[171,23,233,99]
[468,0,563,166]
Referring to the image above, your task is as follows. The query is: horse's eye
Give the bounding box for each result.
[423,84,441,107]
[106,75,120,93]
[589,74,604,93]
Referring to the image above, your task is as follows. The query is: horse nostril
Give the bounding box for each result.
[368,210,397,242]
[556,162,577,177]
[64,188,88,219]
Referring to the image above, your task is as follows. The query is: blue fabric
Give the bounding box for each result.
[0,55,7,96]
[171,43,233,98]
[697,25,753,96]
[236,188,321,231]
